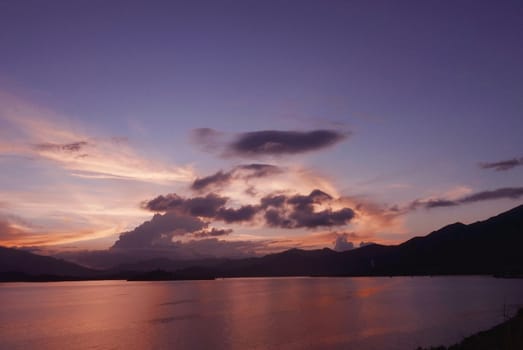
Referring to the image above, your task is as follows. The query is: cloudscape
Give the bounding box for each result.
[2,3,523,349]
[0,0,522,268]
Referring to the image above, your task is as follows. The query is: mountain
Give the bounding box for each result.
[0,246,98,281]
[2,204,522,281]
[377,203,523,275]
[214,204,523,277]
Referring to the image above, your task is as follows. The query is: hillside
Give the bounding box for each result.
[0,246,98,281]
[214,204,523,277]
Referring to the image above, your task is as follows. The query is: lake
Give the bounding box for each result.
[1,276,523,349]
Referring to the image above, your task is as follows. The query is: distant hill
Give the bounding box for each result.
[110,257,228,273]
[127,267,216,281]
[0,246,98,281]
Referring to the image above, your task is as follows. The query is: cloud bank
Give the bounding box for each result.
[142,189,355,229]
[112,211,206,250]
[109,188,357,257]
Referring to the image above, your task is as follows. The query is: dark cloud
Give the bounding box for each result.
[112,212,206,250]
[229,129,347,156]
[287,189,332,210]
[191,164,282,192]
[412,187,523,210]
[261,194,287,208]
[192,128,348,157]
[461,187,523,203]
[425,199,459,208]
[191,171,232,191]
[193,228,233,238]
[143,193,258,223]
[142,192,260,224]
[143,193,228,217]
[216,205,259,223]
[143,193,184,211]
[262,190,355,229]
[184,195,228,217]
[288,207,355,228]
[236,164,282,178]
[333,233,355,252]
[55,190,363,264]
[479,157,523,171]
[141,188,354,234]
[35,141,88,153]
[264,209,292,228]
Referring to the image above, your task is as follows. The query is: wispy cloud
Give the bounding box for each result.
[0,92,194,184]
[0,216,116,247]
[479,157,523,171]
[0,182,160,249]
[193,228,233,238]
[0,92,197,248]
[191,163,282,192]
[410,187,523,210]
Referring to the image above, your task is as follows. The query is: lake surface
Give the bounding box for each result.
[1,276,523,349]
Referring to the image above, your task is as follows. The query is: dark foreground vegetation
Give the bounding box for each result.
[418,308,523,350]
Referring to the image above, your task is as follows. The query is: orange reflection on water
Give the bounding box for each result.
[2,277,523,349]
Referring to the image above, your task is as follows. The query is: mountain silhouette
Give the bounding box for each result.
[0,246,98,281]
[216,204,523,277]
[1,204,522,281]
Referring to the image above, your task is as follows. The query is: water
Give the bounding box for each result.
[1,276,523,349]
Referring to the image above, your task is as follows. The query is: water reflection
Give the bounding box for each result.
[1,277,523,349]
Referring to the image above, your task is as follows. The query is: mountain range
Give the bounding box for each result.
[0,246,98,281]
[1,204,522,281]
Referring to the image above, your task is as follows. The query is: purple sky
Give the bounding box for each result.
[0,1,522,260]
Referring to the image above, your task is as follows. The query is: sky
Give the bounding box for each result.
[0,0,522,266]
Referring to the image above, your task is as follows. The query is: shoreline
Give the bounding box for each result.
[417,308,523,350]
[4,267,523,283]
[2,272,522,283]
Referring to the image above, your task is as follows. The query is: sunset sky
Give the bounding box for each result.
[1,1,522,264]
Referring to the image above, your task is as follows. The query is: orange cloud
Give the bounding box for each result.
[0,217,116,247]
[0,91,195,184]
